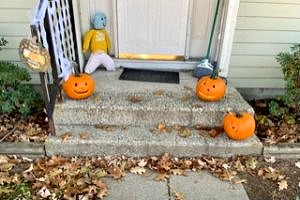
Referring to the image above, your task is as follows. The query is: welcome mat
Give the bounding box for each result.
[119,68,180,84]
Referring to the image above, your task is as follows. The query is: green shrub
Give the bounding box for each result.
[0,61,43,116]
[0,183,32,200]
[269,44,300,123]
[0,37,8,50]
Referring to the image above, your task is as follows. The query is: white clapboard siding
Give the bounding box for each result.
[0,0,39,83]
[228,0,300,88]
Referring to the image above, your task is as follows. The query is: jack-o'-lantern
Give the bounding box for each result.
[62,66,95,100]
[223,112,256,141]
[195,69,226,101]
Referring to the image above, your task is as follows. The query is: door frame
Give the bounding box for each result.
[111,0,240,77]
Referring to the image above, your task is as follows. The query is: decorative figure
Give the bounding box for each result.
[83,12,116,73]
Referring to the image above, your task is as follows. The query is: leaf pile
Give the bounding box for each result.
[0,113,49,143]
[255,114,300,144]
[0,154,299,199]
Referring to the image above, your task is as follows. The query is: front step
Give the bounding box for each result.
[45,125,263,157]
[53,70,253,127]
[49,70,261,157]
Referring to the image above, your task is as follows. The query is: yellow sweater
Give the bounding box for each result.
[83,29,111,54]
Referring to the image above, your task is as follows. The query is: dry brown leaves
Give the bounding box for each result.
[128,95,144,103]
[153,90,165,96]
[255,114,300,144]
[0,154,297,199]
[0,114,49,143]
[173,191,185,200]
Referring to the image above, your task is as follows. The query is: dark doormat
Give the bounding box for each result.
[119,68,180,84]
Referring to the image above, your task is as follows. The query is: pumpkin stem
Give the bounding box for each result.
[72,61,80,76]
[235,112,243,118]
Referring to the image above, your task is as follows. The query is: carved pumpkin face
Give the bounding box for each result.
[195,76,226,101]
[62,73,95,99]
[223,112,256,140]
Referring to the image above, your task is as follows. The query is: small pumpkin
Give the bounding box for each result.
[195,69,226,101]
[223,112,256,140]
[62,64,95,100]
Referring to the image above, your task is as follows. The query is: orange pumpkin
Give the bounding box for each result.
[195,70,226,101]
[223,112,256,140]
[62,73,95,100]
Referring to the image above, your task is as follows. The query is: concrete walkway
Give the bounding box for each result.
[103,171,249,200]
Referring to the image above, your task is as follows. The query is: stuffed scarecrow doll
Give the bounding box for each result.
[83,12,116,73]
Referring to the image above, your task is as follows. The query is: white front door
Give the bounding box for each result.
[117,0,189,59]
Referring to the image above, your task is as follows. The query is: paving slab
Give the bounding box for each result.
[103,173,169,200]
[45,125,262,157]
[169,172,249,200]
[263,143,300,159]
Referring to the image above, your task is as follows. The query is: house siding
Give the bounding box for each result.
[0,0,40,84]
[228,0,300,88]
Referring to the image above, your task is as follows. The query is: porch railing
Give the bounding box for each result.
[31,0,80,135]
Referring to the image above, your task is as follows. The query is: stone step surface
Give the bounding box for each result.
[53,70,254,128]
[45,125,263,157]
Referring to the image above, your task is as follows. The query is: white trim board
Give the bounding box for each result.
[114,59,198,71]
[218,0,240,77]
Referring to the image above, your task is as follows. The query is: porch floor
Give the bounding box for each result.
[46,68,262,157]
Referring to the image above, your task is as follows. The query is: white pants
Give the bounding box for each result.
[84,53,116,74]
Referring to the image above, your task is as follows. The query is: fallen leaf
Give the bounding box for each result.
[257,169,264,176]
[96,169,108,178]
[154,173,169,182]
[298,182,300,188]
[23,163,33,174]
[153,90,165,96]
[177,128,192,138]
[264,167,285,181]
[97,187,108,199]
[180,95,191,102]
[264,156,276,163]
[92,179,107,189]
[60,132,72,143]
[0,163,15,172]
[37,186,51,198]
[222,163,230,170]
[80,132,91,140]
[209,128,223,138]
[107,166,123,179]
[173,191,185,200]
[295,161,300,169]
[128,95,143,103]
[233,178,247,184]
[278,180,288,191]
[130,166,146,175]
[138,159,148,167]
[170,169,186,176]
[0,155,9,164]
[245,157,257,170]
[234,159,245,172]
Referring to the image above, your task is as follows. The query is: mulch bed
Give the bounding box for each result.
[249,99,300,145]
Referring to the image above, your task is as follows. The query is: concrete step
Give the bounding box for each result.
[53,70,253,128]
[45,125,263,157]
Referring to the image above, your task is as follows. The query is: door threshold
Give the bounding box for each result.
[113,58,199,71]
